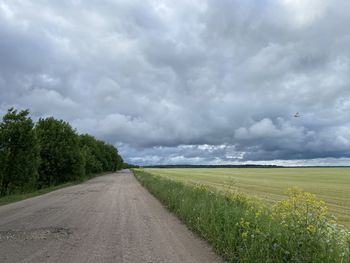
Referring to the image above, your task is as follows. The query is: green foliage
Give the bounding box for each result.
[80,134,103,174]
[271,188,350,262]
[36,117,85,186]
[134,169,350,263]
[0,107,124,197]
[0,108,39,196]
[79,134,122,176]
[122,163,139,169]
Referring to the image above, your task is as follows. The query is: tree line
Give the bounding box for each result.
[144,164,282,168]
[0,108,124,196]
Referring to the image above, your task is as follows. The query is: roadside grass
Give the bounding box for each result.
[0,182,75,206]
[134,169,350,263]
[0,171,112,206]
[145,168,350,228]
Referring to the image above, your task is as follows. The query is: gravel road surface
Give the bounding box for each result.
[0,169,220,263]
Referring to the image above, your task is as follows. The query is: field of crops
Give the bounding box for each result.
[144,168,350,227]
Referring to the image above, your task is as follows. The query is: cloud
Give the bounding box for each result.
[0,0,350,165]
[279,0,331,27]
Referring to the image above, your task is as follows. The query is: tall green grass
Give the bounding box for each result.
[134,169,350,263]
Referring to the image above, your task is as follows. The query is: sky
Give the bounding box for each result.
[1,0,350,166]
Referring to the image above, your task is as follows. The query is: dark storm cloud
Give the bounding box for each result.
[1,0,350,165]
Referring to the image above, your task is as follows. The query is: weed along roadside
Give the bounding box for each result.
[133,169,350,263]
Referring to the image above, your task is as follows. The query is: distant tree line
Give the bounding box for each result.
[144,164,283,168]
[0,108,124,196]
[122,163,140,169]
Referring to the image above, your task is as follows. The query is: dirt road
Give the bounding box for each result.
[0,170,220,263]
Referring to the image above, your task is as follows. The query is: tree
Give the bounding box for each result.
[35,117,85,187]
[0,108,39,195]
[79,134,103,175]
[79,134,123,175]
[0,107,124,196]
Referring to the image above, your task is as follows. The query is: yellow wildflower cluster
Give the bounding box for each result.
[271,187,333,242]
[239,218,251,239]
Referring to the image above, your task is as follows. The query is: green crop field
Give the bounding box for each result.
[144,168,350,227]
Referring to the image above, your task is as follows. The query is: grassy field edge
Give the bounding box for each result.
[145,167,350,227]
[133,169,350,262]
[0,171,113,206]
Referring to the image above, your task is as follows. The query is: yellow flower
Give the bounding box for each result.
[307,225,316,233]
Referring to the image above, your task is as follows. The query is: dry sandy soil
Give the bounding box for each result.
[0,169,220,263]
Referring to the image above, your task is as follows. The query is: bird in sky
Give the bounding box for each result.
[294,112,300,118]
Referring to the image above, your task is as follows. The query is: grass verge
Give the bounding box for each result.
[0,171,112,206]
[133,169,350,263]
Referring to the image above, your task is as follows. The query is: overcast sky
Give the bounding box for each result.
[1,0,350,165]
